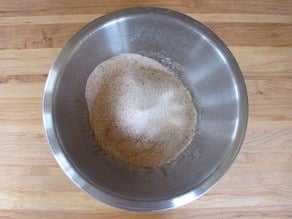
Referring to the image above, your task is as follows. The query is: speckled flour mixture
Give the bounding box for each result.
[85,53,197,167]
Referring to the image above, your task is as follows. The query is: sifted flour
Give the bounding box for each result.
[85,53,197,167]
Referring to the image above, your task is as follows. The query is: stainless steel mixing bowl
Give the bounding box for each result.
[43,7,248,211]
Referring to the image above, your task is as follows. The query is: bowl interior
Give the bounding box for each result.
[46,8,247,210]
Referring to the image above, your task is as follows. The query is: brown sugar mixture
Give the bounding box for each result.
[85,53,197,167]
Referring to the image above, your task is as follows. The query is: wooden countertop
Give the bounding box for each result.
[0,1,291,218]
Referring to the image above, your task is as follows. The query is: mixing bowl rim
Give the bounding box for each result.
[43,6,248,211]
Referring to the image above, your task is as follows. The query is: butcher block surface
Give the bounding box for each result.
[0,1,291,218]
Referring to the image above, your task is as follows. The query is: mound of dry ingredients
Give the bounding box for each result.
[85,53,197,167]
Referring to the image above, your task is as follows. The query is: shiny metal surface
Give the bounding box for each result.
[43,7,248,211]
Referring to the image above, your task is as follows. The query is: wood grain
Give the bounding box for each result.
[1,14,291,25]
[0,1,291,218]
[1,47,291,75]
[0,0,291,16]
[1,23,291,49]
